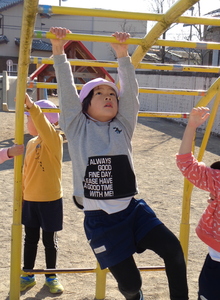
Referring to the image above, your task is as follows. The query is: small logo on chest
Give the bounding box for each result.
[113,127,122,134]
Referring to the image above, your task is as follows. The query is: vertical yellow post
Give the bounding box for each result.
[131,0,200,68]
[9,1,39,299]
[179,179,194,262]
[195,77,220,107]
[197,92,220,162]
[95,263,108,300]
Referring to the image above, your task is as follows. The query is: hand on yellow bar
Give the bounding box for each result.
[111,32,130,58]
[49,27,72,55]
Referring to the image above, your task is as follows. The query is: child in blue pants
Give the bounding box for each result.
[50,27,188,300]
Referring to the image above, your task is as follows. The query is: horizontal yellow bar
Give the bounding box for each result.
[24,107,189,119]
[155,40,220,50]
[23,268,96,274]
[34,31,220,50]
[27,81,59,89]
[34,31,143,45]
[27,81,206,96]
[38,5,163,21]
[138,112,189,118]
[24,265,165,274]
[33,108,190,119]
[138,266,165,271]
[30,57,118,68]
[26,108,60,113]
[30,57,220,74]
[38,5,220,26]
[139,88,206,96]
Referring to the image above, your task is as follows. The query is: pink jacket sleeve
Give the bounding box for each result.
[176,152,220,197]
[0,148,11,164]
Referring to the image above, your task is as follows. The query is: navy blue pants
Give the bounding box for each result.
[109,224,188,300]
[23,226,58,277]
[22,199,63,277]
[85,198,188,300]
[198,254,220,300]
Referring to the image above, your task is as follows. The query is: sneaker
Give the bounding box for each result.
[20,275,36,291]
[139,290,144,300]
[45,276,64,294]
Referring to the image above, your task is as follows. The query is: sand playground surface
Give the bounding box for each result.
[1,101,220,299]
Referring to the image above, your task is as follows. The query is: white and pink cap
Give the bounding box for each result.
[79,78,119,103]
[25,100,59,124]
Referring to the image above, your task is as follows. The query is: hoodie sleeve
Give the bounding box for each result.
[117,56,139,137]
[53,54,83,134]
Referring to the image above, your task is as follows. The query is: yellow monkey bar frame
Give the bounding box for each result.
[34,31,220,51]
[10,0,220,298]
[38,4,220,27]
[30,56,220,74]
[27,81,207,97]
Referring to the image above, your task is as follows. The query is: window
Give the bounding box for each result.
[7,63,18,76]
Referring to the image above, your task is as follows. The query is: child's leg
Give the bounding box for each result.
[198,253,220,300]
[109,256,142,300]
[42,230,58,277]
[137,224,188,300]
[23,226,40,270]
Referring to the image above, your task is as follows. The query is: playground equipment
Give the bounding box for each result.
[10,0,220,299]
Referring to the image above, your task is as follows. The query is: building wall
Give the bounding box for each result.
[3,69,220,134]
[203,25,220,65]
[2,4,220,135]
[90,17,146,60]
[36,15,147,61]
[0,3,147,74]
[0,4,23,57]
[137,72,220,134]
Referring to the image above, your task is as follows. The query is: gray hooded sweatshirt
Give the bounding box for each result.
[54,54,139,209]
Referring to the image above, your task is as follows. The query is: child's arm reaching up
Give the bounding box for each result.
[176,107,217,194]
[111,32,130,58]
[24,93,33,109]
[178,106,210,155]
[49,27,72,55]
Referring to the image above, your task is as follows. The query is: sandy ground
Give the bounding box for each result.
[1,100,220,299]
